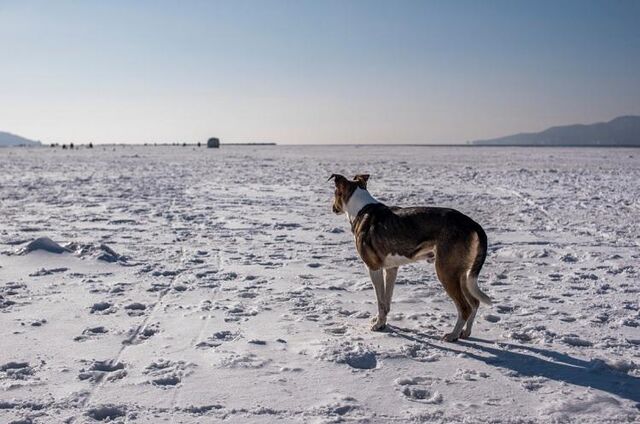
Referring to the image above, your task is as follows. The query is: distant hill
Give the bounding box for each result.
[472,116,640,146]
[0,131,41,147]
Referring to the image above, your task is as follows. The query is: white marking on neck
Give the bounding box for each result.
[345,187,379,223]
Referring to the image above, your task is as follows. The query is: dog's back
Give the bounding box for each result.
[353,204,486,271]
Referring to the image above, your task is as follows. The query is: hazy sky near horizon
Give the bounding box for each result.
[1,1,639,144]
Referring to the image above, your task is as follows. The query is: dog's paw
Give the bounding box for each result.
[370,321,387,331]
[460,328,472,339]
[442,332,460,342]
[370,316,387,331]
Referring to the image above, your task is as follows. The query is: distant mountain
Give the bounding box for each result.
[472,116,640,146]
[0,131,41,147]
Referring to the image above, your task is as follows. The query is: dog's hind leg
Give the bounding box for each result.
[368,268,387,331]
[436,261,471,342]
[460,231,491,338]
[383,267,398,316]
[460,274,480,339]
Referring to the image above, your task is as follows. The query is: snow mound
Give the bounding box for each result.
[18,237,70,254]
[316,341,378,369]
[16,237,128,263]
[589,358,637,374]
[65,242,128,263]
[539,393,627,422]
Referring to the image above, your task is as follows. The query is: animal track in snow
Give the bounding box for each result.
[0,361,34,380]
[74,326,108,342]
[90,302,116,314]
[86,404,127,421]
[223,303,258,322]
[124,322,160,345]
[124,302,147,316]
[78,360,126,382]
[196,330,239,348]
[217,352,271,369]
[562,335,593,347]
[395,377,442,404]
[144,359,194,388]
[29,267,69,277]
[521,376,548,391]
[454,368,490,381]
[398,343,441,363]
[315,341,378,370]
[180,404,224,415]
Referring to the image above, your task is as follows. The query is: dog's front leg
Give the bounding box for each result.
[383,267,398,316]
[368,268,387,331]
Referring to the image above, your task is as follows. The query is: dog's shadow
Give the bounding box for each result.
[387,325,640,404]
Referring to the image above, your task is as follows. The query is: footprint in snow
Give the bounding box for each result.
[29,267,69,277]
[124,302,147,316]
[90,302,116,314]
[496,304,516,314]
[521,376,548,391]
[562,335,593,347]
[26,318,47,327]
[399,343,441,363]
[454,368,490,381]
[316,342,378,370]
[124,322,160,345]
[324,325,348,335]
[196,330,239,349]
[218,352,271,369]
[180,404,224,415]
[395,377,442,404]
[78,360,126,382]
[548,273,563,281]
[0,361,34,380]
[86,405,127,421]
[74,326,108,342]
[144,359,194,388]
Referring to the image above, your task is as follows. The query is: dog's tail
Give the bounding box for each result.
[466,226,492,305]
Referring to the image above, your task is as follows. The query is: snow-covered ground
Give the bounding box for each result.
[1,145,639,423]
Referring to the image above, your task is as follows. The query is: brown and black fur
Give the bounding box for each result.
[329,173,491,341]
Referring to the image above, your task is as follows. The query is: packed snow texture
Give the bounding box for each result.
[0,145,639,423]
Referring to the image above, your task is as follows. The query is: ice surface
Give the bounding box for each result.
[0,145,639,423]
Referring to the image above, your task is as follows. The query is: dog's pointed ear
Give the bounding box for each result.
[328,174,347,186]
[354,174,370,189]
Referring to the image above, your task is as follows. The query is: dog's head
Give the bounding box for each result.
[328,174,370,214]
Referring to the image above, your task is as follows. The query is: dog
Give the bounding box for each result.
[329,173,491,342]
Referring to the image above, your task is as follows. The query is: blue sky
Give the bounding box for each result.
[1,0,639,144]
